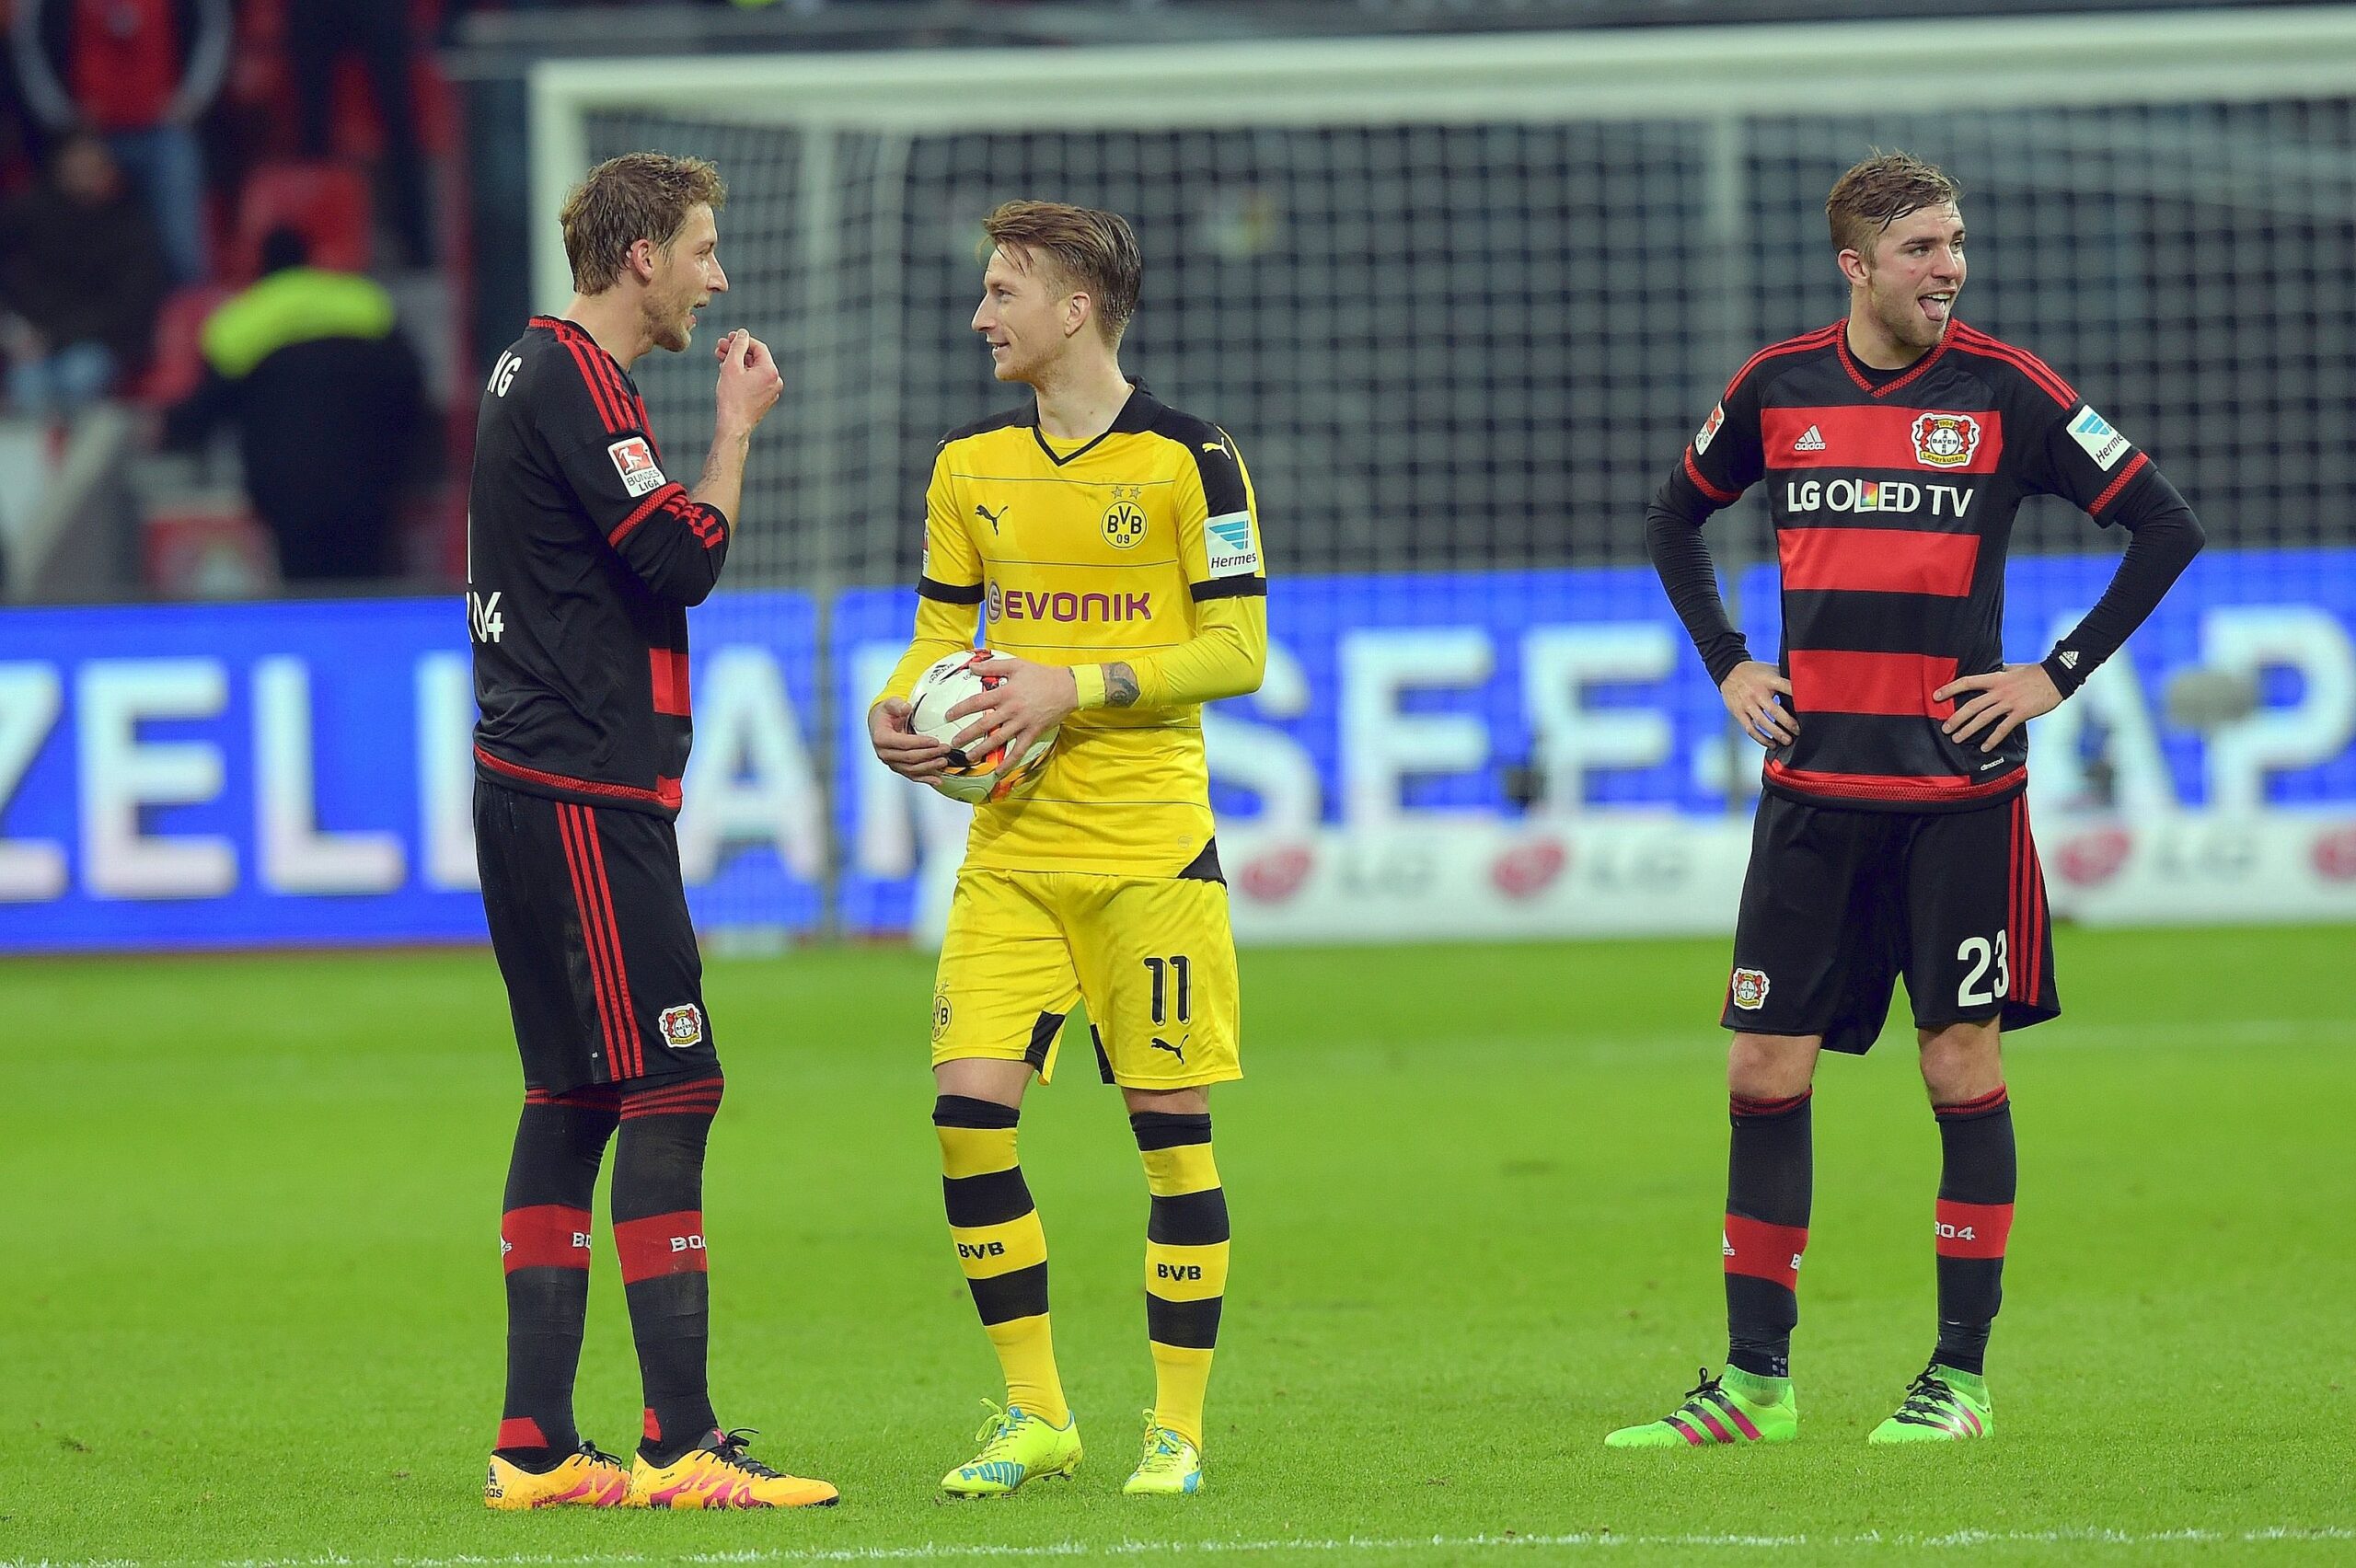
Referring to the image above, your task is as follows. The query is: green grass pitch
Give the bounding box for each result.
[4,926,2352,1565]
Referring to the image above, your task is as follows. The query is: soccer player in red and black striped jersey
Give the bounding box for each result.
[468,153,835,1508]
[1607,153,2201,1449]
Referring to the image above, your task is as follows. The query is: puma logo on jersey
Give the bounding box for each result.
[1793,424,1826,452]
[976,504,1008,534]
[1201,441,1228,454]
[1150,1035,1186,1063]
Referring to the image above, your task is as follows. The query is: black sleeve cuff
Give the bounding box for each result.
[1703,640,1754,689]
[2041,650,2087,698]
[918,576,984,605]
[1190,576,1266,601]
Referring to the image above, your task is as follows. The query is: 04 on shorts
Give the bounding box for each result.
[930,864,1241,1090]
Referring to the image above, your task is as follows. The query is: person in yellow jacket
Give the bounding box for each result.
[164,226,423,582]
[869,201,1265,1501]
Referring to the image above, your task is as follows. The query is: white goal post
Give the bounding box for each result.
[530,8,2356,310]
[527,8,2356,594]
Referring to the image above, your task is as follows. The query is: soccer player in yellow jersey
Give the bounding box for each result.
[868,201,1266,1499]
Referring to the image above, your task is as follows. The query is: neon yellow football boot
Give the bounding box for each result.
[627,1428,839,1508]
[1868,1363,1994,1443]
[483,1438,631,1509]
[1604,1366,1799,1448]
[939,1401,1082,1498]
[1122,1411,1203,1495]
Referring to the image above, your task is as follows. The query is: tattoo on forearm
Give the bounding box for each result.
[698,444,735,492]
[1104,662,1140,708]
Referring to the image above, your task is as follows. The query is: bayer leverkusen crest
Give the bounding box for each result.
[658,1004,704,1049]
[1730,968,1771,1010]
[1911,412,1981,468]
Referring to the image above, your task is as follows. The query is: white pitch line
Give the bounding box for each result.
[8,1525,2353,1568]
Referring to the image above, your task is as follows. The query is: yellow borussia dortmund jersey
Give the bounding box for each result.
[881,386,1267,877]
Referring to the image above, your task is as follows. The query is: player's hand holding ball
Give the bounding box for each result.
[868,696,948,782]
[712,329,782,434]
[905,651,1068,803]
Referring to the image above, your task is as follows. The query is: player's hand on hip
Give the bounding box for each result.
[713,329,783,434]
[944,656,1078,763]
[869,698,949,780]
[1721,660,1799,747]
[1937,663,2062,752]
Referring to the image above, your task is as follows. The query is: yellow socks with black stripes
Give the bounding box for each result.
[1132,1112,1230,1451]
[934,1095,1068,1425]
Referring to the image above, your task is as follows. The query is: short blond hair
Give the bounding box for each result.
[560,153,727,294]
[1826,151,1961,260]
[983,200,1143,341]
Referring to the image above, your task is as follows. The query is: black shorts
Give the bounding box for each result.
[475,780,718,1092]
[1723,790,2058,1055]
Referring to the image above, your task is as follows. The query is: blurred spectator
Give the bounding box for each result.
[0,129,167,415]
[285,0,430,267]
[11,0,232,283]
[164,225,423,582]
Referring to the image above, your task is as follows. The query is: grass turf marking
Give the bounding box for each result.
[10,1527,2355,1567]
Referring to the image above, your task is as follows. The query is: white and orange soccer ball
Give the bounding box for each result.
[908,650,1057,804]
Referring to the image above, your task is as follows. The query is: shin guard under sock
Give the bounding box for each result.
[935,1095,1068,1425]
[1133,1111,1228,1452]
[1932,1085,2016,1377]
[1724,1090,1811,1380]
[613,1074,725,1462]
[498,1084,618,1466]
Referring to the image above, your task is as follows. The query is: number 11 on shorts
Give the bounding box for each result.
[1144,955,1193,1024]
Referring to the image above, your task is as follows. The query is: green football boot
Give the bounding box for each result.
[938,1401,1082,1498]
[1123,1412,1203,1496]
[1868,1363,1993,1443]
[1604,1366,1798,1448]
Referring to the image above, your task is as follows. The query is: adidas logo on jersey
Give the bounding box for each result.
[1793,424,1827,452]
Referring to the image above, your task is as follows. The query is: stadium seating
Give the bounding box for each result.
[124,284,234,408]
[230,161,374,280]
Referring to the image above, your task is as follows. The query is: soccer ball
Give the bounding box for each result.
[907,650,1057,804]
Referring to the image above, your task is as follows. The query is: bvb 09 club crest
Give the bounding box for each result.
[1911,412,1981,468]
[1102,484,1148,549]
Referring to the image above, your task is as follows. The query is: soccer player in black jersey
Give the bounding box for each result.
[468,153,835,1508]
[1606,153,2202,1448]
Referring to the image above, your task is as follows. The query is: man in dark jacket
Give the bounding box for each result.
[0,132,168,416]
[164,227,425,583]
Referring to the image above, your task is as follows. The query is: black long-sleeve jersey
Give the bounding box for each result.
[468,316,731,818]
[1649,318,2201,813]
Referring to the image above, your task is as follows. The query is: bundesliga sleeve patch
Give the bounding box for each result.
[1693,403,1725,455]
[1205,511,1261,579]
[607,436,667,497]
[2066,405,2132,471]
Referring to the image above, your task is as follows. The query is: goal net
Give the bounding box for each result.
[532,10,2356,592]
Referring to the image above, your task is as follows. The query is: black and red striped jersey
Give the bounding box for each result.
[467,316,731,819]
[1659,318,2173,813]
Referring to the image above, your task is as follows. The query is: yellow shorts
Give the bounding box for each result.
[930,866,1242,1090]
